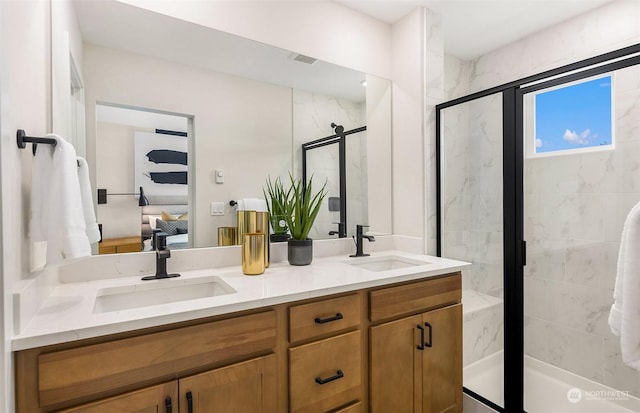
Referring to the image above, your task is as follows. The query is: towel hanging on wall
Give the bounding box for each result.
[608,200,640,371]
[77,157,101,244]
[29,134,92,265]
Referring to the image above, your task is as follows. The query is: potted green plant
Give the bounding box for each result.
[263,176,290,242]
[283,173,327,266]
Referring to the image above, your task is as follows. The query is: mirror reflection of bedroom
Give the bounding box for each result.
[95,104,191,254]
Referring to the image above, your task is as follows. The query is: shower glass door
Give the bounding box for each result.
[440,92,505,408]
[304,142,341,240]
[521,63,640,413]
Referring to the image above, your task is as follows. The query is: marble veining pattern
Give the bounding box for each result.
[522,63,640,396]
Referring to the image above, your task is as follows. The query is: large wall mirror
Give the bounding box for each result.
[51,0,392,254]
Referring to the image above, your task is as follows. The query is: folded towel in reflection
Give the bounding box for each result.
[609,200,640,371]
[30,135,91,266]
[237,198,267,212]
[77,157,101,244]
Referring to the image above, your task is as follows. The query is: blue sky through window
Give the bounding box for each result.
[534,75,612,154]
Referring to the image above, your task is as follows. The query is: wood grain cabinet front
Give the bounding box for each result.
[15,310,277,412]
[56,381,178,413]
[289,330,362,413]
[369,273,463,413]
[56,355,277,413]
[289,293,361,343]
[178,354,277,413]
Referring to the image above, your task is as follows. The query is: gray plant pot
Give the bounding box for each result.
[287,238,313,266]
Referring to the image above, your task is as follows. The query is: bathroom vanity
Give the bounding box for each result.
[13,251,467,413]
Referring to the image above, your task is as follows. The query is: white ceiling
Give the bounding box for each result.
[73,0,616,101]
[73,0,367,102]
[336,0,615,59]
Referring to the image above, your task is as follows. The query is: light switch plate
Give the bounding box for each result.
[210,202,225,216]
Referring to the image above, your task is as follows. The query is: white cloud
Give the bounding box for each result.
[563,128,591,145]
[535,138,543,148]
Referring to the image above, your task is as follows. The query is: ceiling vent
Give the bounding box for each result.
[289,53,318,65]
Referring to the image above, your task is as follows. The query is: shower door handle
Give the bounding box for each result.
[522,240,527,266]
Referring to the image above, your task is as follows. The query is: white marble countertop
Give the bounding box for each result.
[12,250,469,351]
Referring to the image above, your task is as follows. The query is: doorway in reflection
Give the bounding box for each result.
[95,103,192,254]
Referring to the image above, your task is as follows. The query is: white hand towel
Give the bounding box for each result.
[29,135,92,266]
[30,141,53,242]
[242,198,268,212]
[77,157,101,244]
[608,200,640,371]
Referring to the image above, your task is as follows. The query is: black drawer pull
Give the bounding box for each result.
[186,391,193,413]
[417,324,425,350]
[314,312,344,324]
[165,397,172,413]
[315,369,344,384]
[425,322,433,348]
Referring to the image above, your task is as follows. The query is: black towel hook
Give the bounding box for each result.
[17,129,57,156]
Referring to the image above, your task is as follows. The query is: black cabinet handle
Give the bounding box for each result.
[165,397,172,413]
[424,322,433,348]
[315,369,344,384]
[417,324,425,350]
[314,312,343,324]
[186,391,193,413]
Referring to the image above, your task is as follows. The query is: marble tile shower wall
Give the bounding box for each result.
[524,65,640,397]
[292,90,367,239]
[442,90,505,366]
[442,93,504,298]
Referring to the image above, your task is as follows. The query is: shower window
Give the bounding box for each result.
[528,74,614,157]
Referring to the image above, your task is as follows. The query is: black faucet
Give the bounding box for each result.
[350,225,375,257]
[142,232,181,280]
[329,222,346,238]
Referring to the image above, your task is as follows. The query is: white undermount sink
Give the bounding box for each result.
[93,275,236,313]
[347,255,430,272]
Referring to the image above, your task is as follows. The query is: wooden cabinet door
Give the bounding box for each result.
[422,304,462,413]
[57,381,178,413]
[178,354,277,413]
[369,314,422,413]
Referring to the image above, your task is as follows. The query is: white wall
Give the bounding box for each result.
[51,0,84,146]
[390,7,443,252]
[0,1,52,410]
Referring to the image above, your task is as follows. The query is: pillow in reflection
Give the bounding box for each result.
[156,219,188,235]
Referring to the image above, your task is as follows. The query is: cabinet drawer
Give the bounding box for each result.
[38,310,276,408]
[330,401,362,413]
[369,273,461,322]
[289,294,360,342]
[289,330,362,413]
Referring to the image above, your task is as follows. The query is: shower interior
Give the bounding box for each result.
[302,123,368,240]
[439,53,640,412]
